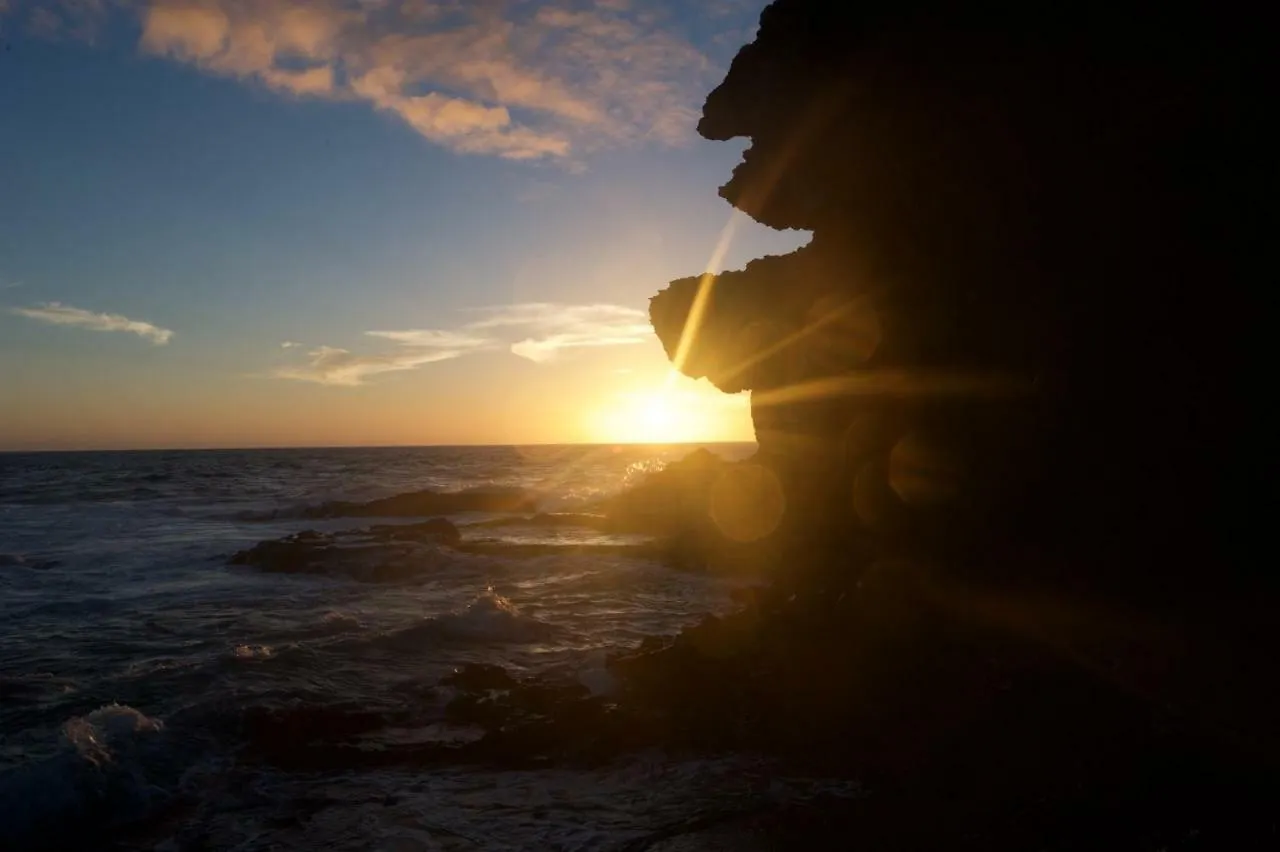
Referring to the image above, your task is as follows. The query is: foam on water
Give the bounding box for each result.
[430,588,556,643]
[371,589,560,652]
[231,644,273,660]
[0,704,178,850]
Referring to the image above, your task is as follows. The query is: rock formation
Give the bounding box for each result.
[651,1,1266,613]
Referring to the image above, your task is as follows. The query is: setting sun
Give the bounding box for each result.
[587,378,752,444]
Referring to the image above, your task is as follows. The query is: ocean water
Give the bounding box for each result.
[0,444,855,850]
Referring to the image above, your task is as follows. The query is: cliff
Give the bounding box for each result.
[651,1,1266,610]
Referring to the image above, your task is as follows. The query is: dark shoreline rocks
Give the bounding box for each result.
[229,448,789,578]
[228,519,460,582]
[302,486,537,519]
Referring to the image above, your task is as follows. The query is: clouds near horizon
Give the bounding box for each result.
[10,302,174,344]
[275,302,653,385]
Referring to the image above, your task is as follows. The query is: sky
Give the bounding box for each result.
[0,0,808,451]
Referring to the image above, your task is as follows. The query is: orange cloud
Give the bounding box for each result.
[128,0,724,160]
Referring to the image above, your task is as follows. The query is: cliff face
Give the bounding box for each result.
[651,1,1264,606]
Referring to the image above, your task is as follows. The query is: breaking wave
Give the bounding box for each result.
[0,704,181,851]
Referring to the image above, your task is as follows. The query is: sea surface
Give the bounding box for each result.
[0,444,854,850]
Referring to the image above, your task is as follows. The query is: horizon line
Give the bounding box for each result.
[0,439,757,455]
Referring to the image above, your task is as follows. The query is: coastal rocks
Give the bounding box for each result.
[301,486,537,520]
[467,512,618,531]
[596,448,789,573]
[228,519,460,582]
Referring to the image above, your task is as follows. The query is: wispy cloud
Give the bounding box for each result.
[471,302,652,363]
[280,340,300,348]
[10,301,174,344]
[275,301,653,385]
[274,342,472,386]
[364,328,491,349]
[12,0,755,161]
[6,0,112,43]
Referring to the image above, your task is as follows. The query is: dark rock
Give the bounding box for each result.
[593,448,789,574]
[651,0,1267,610]
[228,519,460,581]
[368,517,462,546]
[440,663,517,692]
[467,512,616,530]
[303,487,536,519]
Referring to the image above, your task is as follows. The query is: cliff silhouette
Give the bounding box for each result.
[652,1,1266,612]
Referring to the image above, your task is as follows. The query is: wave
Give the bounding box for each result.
[0,704,179,851]
[0,552,59,572]
[372,590,558,651]
[236,485,541,522]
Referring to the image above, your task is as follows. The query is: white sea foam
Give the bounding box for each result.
[428,588,557,644]
[231,644,273,661]
[0,704,171,849]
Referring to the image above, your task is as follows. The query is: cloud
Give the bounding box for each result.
[280,340,300,348]
[120,0,746,160]
[364,328,491,348]
[467,302,652,362]
[274,342,469,386]
[10,301,174,344]
[275,325,493,385]
[275,301,653,385]
[13,0,111,42]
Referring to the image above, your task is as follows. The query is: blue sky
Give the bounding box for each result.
[0,1,808,450]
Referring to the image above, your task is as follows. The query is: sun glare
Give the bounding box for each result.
[589,384,735,444]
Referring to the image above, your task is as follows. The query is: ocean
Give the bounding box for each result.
[0,444,855,850]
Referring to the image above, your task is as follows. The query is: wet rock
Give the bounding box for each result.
[467,512,616,530]
[228,519,460,582]
[302,487,536,519]
[368,517,462,546]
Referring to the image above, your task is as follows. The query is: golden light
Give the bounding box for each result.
[709,463,785,542]
[586,378,752,444]
[590,389,703,444]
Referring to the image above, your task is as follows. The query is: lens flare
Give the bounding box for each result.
[709,463,785,542]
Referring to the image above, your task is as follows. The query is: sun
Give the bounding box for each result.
[639,394,677,434]
[590,388,709,444]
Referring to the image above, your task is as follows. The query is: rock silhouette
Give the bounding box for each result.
[651,1,1267,613]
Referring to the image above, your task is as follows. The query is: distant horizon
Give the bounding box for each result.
[0,438,758,455]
